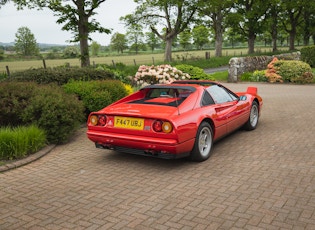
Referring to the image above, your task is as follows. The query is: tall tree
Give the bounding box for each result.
[280,0,304,51]
[110,33,128,53]
[145,32,159,52]
[121,0,200,62]
[90,41,101,56]
[14,0,111,67]
[126,24,144,54]
[199,0,234,57]
[14,26,39,56]
[178,29,191,51]
[230,0,269,54]
[265,0,281,52]
[192,25,209,50]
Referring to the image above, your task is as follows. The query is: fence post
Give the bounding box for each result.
[112,60,116,68]
[42,59,47,69]
[6,65,10,77]
[152,57,155,65]
[134,59,137,66]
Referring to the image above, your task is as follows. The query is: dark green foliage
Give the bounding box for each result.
[0,125,46,161]
[0,82,36,126]
[274,60,314,83]
[63,80,128,114]
[301,46,315,67]
[175,64,215,80]
[96,63,138,84]
[0,82,85,144]
[7,66,115,85]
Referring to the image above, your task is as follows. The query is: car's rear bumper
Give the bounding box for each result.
[87,130,194,159]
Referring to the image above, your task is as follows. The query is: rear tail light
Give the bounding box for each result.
[153,120,173,133]
[89,115,107,126]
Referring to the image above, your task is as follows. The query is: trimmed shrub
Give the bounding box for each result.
[273,60,314,83]
[0,125,46,160]
[0,82,36,126]
[21,84,85,144]
[175,64,215,80]
[7,66,115,85]
[301,46,315,67]
[63,80,128,114]
[0,82,85,144]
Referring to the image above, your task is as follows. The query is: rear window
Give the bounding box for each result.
[129,86,195,107]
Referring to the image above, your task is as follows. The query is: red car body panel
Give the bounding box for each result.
[87,81,263,159]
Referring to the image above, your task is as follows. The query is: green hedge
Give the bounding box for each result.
[63,80,128,114]
[0,125,46,161]
[274,60,314,83]
[7,66,115,85]
[174,64,215,80]
[301,46,315,67]
[0,82,85,144]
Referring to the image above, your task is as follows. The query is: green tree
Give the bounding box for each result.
[145,32,159,52]
[178,29,192,50]
[14,0,111,67]
[229,0,269,54]
[121,0,200,62]
[14,26,39,56]
[280,0,304,50]
[192,25,210,50]
[199,0,234,57]
[90,41,101,56]
[126,24,144,54]
[63,46,80,58]
[110,33,128,53]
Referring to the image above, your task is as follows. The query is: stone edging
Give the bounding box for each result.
[0,145,56,173]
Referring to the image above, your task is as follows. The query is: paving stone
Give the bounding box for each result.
[0,83,314,229]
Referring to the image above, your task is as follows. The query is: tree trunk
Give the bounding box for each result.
[289,29,296,51]
[214,17,223,57]
[213,10,224,57]
[248,33,256,54]
[77,0,90,67]
[164,38,173,62]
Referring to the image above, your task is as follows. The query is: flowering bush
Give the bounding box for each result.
[133,64,190,87]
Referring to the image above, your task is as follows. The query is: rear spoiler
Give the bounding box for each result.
[247,87,257,95]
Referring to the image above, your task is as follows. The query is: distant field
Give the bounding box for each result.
[1,47,279,73]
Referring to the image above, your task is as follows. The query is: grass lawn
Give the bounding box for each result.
[1,47,279,73]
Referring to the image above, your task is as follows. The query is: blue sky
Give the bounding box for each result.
[0,0,136,45]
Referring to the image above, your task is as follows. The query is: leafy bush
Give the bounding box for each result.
[273,60,314,83]
[96,63,139,84]
[0,82,85,144]
[0,82,36,126]
[21,84,85,144]
[240,72,252,82]
[175,64,215,80]
[63,80,128,114]
[0,125,46,161]
[301,46,315,67]
[251,70,268,82]
[7,66,115,85]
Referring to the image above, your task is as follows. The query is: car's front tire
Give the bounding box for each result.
[190,122,213,162]
[244,101,259,130]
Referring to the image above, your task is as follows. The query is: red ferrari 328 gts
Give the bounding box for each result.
[87,80,263,161]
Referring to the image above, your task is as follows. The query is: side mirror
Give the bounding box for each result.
[239,95,247,101]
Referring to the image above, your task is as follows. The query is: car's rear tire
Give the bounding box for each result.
[244,101,259,130]
[190,122,213,162]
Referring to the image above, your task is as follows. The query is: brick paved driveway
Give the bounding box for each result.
[1,83,315,230]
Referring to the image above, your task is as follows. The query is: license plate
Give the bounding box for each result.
[114,116,144,130]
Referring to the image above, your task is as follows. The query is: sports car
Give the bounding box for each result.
[87,80,263,161]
